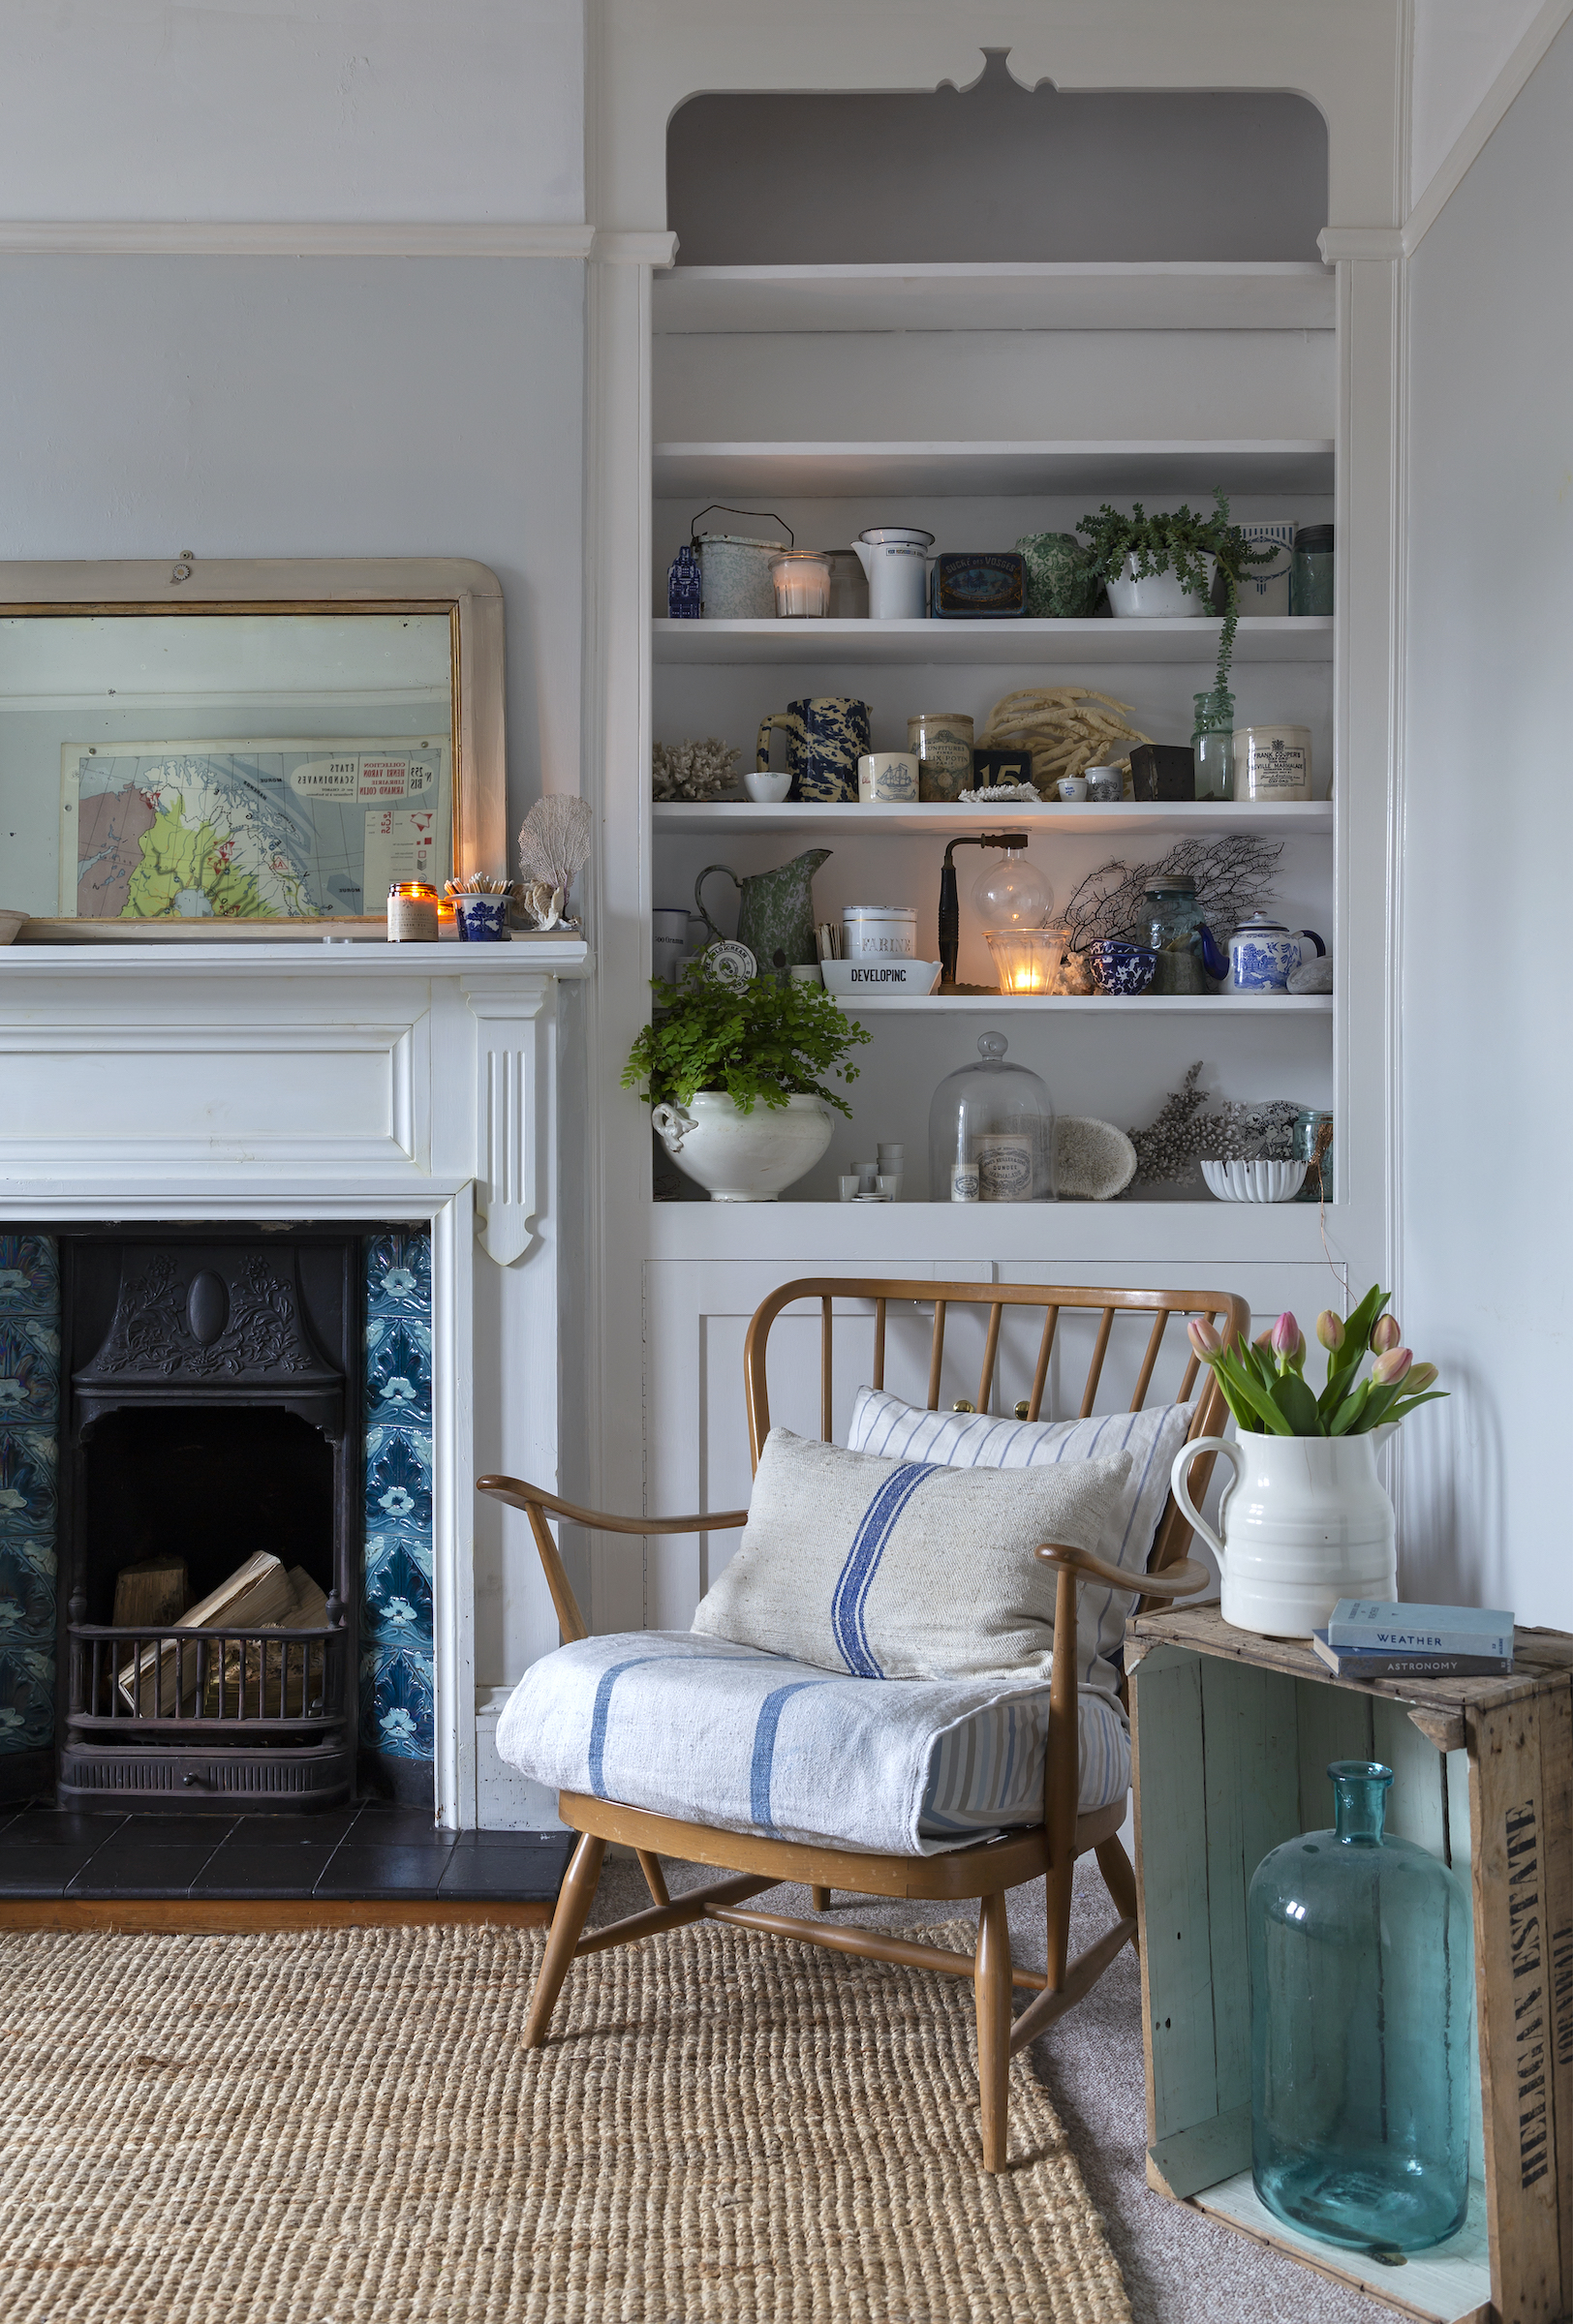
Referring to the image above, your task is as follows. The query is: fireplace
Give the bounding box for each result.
[55,1232,362,1810]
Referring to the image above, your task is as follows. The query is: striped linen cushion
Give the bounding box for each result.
[847,1388,1195,1697]
[691,1426,1132,1687]
[494,1630,1128,1855]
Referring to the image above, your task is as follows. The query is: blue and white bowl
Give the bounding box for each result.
[1087,939,1157,996]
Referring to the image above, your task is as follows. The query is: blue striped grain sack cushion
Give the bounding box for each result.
[847,1387,1194,1696]
[691,1425,1131,1687]
[495,1630,1129,1854]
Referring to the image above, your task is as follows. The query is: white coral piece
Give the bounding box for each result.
[517,795,592,897]
[651,737,741,803]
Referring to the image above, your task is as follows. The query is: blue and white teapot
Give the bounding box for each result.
[1229,912,1327,993]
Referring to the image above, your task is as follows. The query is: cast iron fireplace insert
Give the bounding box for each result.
[56,1229,364,1813]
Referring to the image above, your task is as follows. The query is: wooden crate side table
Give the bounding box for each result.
[1126,1605,1573,2324]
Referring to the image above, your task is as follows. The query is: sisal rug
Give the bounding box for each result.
[0,1919,1130,2324]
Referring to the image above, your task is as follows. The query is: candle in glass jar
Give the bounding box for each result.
[387,880,439,941]
[769,551,832,618]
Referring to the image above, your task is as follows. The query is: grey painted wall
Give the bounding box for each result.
[1401,17,1573,1628]
[667,54,1328,263]
[0,255,584,834]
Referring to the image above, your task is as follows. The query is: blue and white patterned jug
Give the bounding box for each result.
[1229,912,1327,993]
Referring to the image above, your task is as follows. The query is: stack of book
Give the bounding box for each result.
[1311,1600,1516,1680]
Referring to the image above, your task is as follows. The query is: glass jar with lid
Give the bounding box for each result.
[928,1031,1056,1203]
[1142,875,1227,995]
[1191,686,1235,801]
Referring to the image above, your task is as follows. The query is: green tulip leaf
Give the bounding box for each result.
[1270,1372,1322,1435]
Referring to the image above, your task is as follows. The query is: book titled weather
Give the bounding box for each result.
[1323,1599,1515,1660]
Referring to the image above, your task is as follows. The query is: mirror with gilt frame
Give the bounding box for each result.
[0,558,506,939]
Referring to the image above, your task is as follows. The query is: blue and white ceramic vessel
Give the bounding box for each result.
[454,894,509,942]
[1088,939,1158,996]
[1229,914,1327,993]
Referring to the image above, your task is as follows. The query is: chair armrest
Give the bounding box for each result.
[477,1475,749,1538]
[476,1474,750,1645]
[1035,1542,1211,1601]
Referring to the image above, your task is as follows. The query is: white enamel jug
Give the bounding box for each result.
[851,528,933,621]
[1170,1427,1398,1637]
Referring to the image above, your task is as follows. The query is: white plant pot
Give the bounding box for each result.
[1171,1427,1398,1637]
[1105,555,1216,619]
[651,1089,832,1202]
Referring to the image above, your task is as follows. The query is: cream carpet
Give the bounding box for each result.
[0,1916,1130,2324]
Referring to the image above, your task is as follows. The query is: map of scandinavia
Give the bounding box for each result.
[68,747,445,920]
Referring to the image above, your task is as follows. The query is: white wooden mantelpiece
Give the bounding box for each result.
[0,937,589,1220]
[0,933,589,1830]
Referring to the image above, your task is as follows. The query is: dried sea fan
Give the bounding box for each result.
[516,794,592,930]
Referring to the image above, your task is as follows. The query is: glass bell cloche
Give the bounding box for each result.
[928,1031,1056,1203]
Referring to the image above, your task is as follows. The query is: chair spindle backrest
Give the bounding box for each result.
[743,1278,1250,1583]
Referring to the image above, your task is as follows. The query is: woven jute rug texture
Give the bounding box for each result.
[0,1917,1129,2324]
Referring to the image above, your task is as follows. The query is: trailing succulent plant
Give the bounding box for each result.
[1075,488,1278,693]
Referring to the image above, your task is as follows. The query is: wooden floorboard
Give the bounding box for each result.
[0,1897,553,1934]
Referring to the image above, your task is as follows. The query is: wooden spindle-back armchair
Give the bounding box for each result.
[479,1278,1249,2170]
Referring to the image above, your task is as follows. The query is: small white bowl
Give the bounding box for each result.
[819,959,941,996]
[744,769,792,803]
[1201,1158,1309,1204]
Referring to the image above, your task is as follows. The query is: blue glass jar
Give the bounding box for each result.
[1249,1760,1473,2252]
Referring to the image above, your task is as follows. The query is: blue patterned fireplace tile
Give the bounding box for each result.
[362,1231,435,1775]
[360,1642,436,1760]
[0,1238,56,1763]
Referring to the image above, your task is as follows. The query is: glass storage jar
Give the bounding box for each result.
[1292,1107,1334,1202]
[928,1031,1055,1203]
[1142,875,1224,995]
[1249,1760,1474,2254]
[1191,687,1235,801]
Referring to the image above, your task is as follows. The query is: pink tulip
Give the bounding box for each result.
[1404,1361,1438,1394]
[1371,1314,1402,1356]
[1272,1311,1301,1358]
[1316,1309,1344,1352]
[1373,1346,1412,1387]
[1187,1318,1221,1360]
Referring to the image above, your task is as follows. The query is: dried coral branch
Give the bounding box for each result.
[651,737,741,803]
[977,686,1152,794]
[1128,1060,1304,1185]
[517,795,592,893]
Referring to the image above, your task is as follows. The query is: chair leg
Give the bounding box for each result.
[1095,1834,1140,1955]
[1045,1848,1074,1995]
[636,1849,670,1908]
[810,1885,831,1911]
[523,1831,605,2050]
[974,1890,1012,2172]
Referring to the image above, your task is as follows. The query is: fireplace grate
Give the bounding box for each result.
[69,1622,349,1739]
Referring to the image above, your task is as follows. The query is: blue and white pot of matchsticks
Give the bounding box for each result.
[455,894,509,941]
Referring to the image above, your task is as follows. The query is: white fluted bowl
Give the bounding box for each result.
[1201,1158,1308,1204]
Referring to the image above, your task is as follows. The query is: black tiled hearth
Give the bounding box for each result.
[0,1800,573,1903]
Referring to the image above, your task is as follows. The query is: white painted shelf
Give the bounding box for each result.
[828,994,1333,1015]
[653,616,1333,667]
[652,800,1333,839]
[652,261,1338,338]
[648,1198,1336,1268]
[654,439,1336,500]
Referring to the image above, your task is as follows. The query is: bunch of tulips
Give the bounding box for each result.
[1186,1283,1445,1438]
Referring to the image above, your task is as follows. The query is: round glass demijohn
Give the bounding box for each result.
[1249,1760,1474,2254]
[928,1031,1056,1202]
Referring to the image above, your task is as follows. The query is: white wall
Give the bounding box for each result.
[0,0,584,221]
[1400,14,1573,1628]
[1409,0,1543,212]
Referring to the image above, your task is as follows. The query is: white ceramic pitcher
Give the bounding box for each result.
[851,528,933,620]
[1170,1427,1398,1637]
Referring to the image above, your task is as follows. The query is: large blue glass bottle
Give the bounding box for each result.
[1249,1759,1473,2252]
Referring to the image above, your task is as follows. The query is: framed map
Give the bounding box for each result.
[61,736,453,921]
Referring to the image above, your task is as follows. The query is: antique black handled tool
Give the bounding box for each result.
[938,831,1028,985]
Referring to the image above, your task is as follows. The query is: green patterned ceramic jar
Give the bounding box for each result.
[1016,533,1101,619]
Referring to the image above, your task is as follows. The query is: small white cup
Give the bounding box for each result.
[1057,776,1089,802]
[838,1175,860,1203]
[877,1173,903,1201]
[877,1143,904,1163]
[951,1162,980,1204]
[652,905,689,984]
[745,768,792,803]
[855,1159,879,1192]
[857,751,921,804]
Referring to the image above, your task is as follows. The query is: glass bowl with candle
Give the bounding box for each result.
[769,551,833,618]
[985,925,1069,995]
